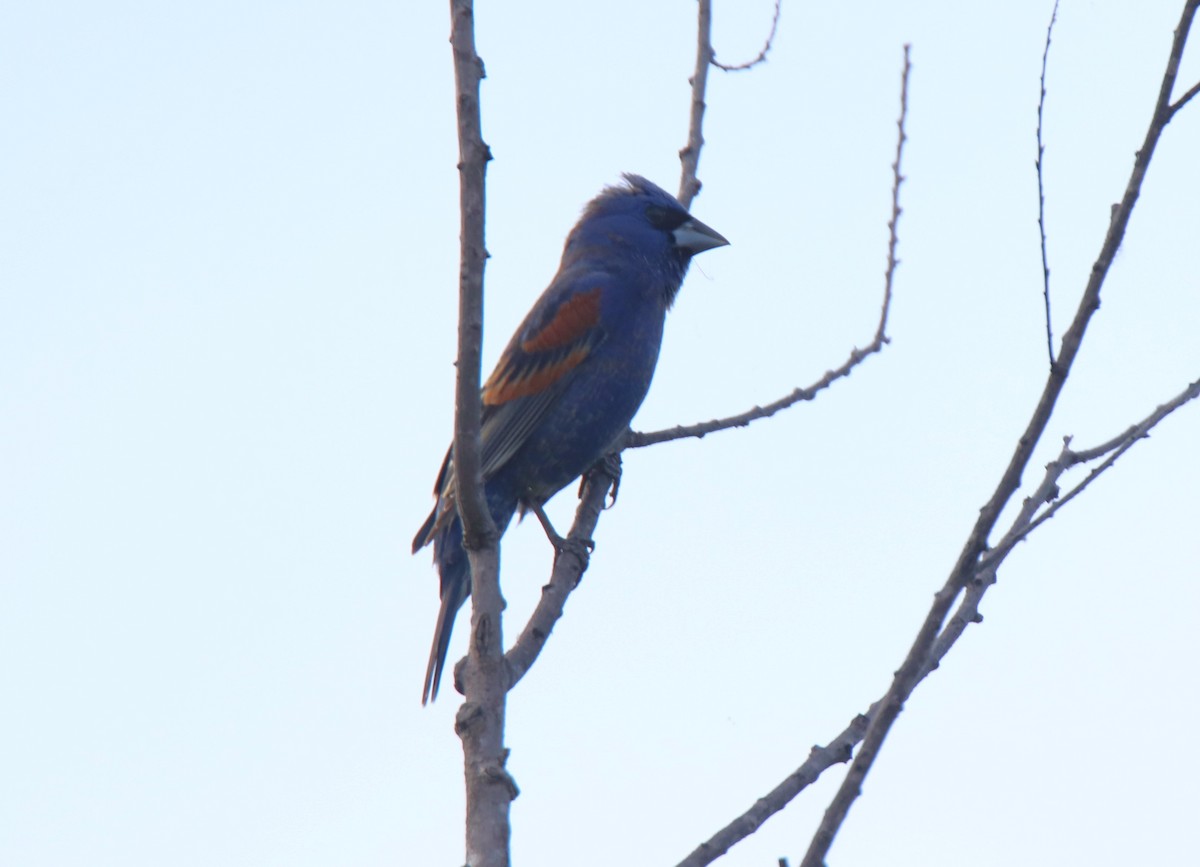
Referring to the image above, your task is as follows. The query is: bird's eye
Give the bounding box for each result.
[645,204,689,231]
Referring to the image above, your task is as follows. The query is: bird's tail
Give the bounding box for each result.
[417,494,518,705]
[419,515,470,705]
[423,553,469,705]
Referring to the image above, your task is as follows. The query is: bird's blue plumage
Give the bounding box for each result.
[414,174,727,702]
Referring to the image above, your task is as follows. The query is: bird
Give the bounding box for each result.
[413,174,728,703]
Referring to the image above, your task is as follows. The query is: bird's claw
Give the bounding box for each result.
[573,536,597,554]
[553,535,594,587]
[554,534,594,559]
[579,451,623,508]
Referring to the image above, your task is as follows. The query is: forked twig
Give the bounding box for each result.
[633,45,910,452]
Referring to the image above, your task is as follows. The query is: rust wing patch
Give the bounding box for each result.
[481,287,602,407]
[482,345,591,406]
[521,288,602,353]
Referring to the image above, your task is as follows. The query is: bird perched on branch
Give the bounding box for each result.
[414,174,728,703]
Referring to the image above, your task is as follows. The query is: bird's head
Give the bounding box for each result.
[565,175,729,284]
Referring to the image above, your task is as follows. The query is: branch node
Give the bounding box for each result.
[454,701,485,735]
[482,763,521,800]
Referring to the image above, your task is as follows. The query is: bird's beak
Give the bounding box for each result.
[672,216,729,254]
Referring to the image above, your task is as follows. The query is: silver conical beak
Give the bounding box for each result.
[672,216,729,254]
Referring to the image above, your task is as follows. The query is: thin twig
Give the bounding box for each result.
[1162,1,1200,123]
[797,7,1200,865]
[1169,77,1200,114]
[674,716,871,867]
[632,44,909,452]
[929,373,1200,675]
[678,0,715,207]
[984,376,1200,568]
[680,368,1200,867]
[625,339,883,448]
[672,46,911,867]
[712,0,782,72]
[878,45,909,349]
[1036,0,1060,367]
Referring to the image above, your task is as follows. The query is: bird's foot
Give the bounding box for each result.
[553,536,595,583]
[579,451,623,508]
[530,503,595,577]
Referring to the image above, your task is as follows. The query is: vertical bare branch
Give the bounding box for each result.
[678,0,714,208]
[448,10,491,543]
[1036,0,1060,367]
[798,5,1200,865]
[448,3,509,867]
[878,45,908,349]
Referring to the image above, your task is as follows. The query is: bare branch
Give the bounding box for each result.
[1166,1,1200,118]
[671,47,911,867]
[712,0,782,72]
[448,0,493,548]
[797,7,1200,864]
[448,3,510,867]
[677,370,1199,867]
[877,44,909,349]
[1036,0,1060,367]
[674,718,869,867]
[1161,2,1200,120]
[986,376,1200,568]
[927,372,1200,676]
[631,44,910,451]
[504,460,617,689]
[678,0,714,208]
[624,341,881,449]
[1168,76,1200,115]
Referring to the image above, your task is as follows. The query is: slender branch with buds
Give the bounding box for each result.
[796,5,1200,864]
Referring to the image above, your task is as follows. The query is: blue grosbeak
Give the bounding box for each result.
[414,175,728,703]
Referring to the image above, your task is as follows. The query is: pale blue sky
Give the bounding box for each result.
[3,1,1199,865]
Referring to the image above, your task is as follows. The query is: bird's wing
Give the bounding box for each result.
[413,279,607,552]
[478,282,606,477]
